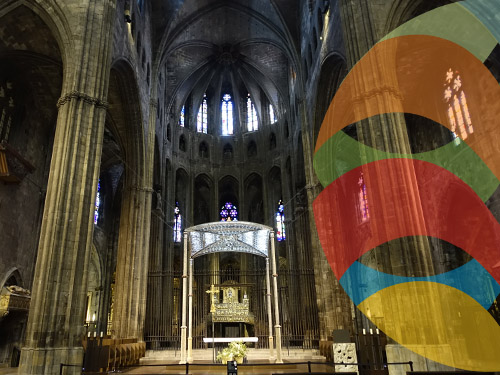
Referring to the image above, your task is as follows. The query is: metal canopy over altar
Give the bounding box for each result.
[179,221,283,364]
[187,221,271,258]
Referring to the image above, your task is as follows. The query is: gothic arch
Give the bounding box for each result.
[244,172,264,224]
[313,53,347,147]
[218,175,239,219]
[194,173,213,225]
[108,59,146,187]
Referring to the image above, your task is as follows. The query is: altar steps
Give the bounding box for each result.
[141,348,326,365]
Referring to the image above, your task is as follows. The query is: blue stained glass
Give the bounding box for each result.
[276,200,285,241]
[220,202,238,221]
[174,202,182,242]
[94,180,101,225]
[222,94,233,135]
[179,105,185,127]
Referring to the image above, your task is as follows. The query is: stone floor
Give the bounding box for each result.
[0,362,334,374]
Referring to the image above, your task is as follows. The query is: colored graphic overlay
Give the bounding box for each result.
[313,1,500,371]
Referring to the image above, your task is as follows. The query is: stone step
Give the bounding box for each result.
[141,348,325,365]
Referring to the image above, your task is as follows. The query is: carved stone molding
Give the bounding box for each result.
[57,91,108,109]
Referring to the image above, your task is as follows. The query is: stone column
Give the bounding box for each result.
[337,2,445,373]
[300,110,354,339]
[113,95,156,341]
[18,2,116,374]
[146,191,164,349]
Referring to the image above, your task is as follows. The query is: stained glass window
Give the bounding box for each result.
[247,94,258,131]
[220,202,238,221]
[221,94,233,135]
[276,200,286,241]
[94,180,101,225]
[444,68,473,144]
[269,104,276,124]
[197,94,208,133]
[174,202,182,242]
[179,105,185,127]
[358,173,369,222]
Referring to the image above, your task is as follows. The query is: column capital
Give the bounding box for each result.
[57,91,108,109]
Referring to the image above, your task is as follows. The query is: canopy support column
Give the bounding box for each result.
[270,231,283,363]
[180,232,188,364]
[266,257,275,361]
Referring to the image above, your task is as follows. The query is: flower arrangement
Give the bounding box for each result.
[216,340,247,364]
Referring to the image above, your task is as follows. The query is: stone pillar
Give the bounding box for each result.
[146,190,164,349]
[112,185,152,339]
[18,2,116,374]
[113,93,156,341]
[337,0,442,363]
[300,110,354,339]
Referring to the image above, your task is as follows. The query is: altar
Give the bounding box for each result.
[206,283,255,339]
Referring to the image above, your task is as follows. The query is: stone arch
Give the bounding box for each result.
[199,141,209,158]
[179,134,187,152]
[0,268,23,289]
[313,53,347,147]
[247,140,257,158]
[218,175,239,220]
[108,58,146,187]
[269,132,277,150]
[175,168,190,218]
[384,0,454,34]
[244,172,264,224]
[222,143,233,161]
[268,166,283,225]
[194,173,213,225]
[0,1,72,74]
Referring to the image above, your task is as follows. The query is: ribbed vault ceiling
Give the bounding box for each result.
[150,0,300,117]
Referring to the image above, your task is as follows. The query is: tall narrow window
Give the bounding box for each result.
[220,202,238,221]
[444,68,473,144]
[94,180,101,225]
[221,94,233,135]
[179,105,185,127]
[269,104,276,124]
[358,173,369,223]
[174,202,182,242]
[197,94,208,133]
[247,94,258,131]
[276,200,286,241]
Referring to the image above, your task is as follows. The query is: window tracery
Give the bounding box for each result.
[174,202,182,242]
[269,104,276,124]
[179,105,185,127]
[197,94,207,133]
[247,94,258,131]
[276,200,286,241]
[444,68,473,144]
[222,94,233,135]
[220,202,238,221]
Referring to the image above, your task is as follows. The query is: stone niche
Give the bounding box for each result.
[333,343,358,373]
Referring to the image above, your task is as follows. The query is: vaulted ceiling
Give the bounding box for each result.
[150,0,301,117]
